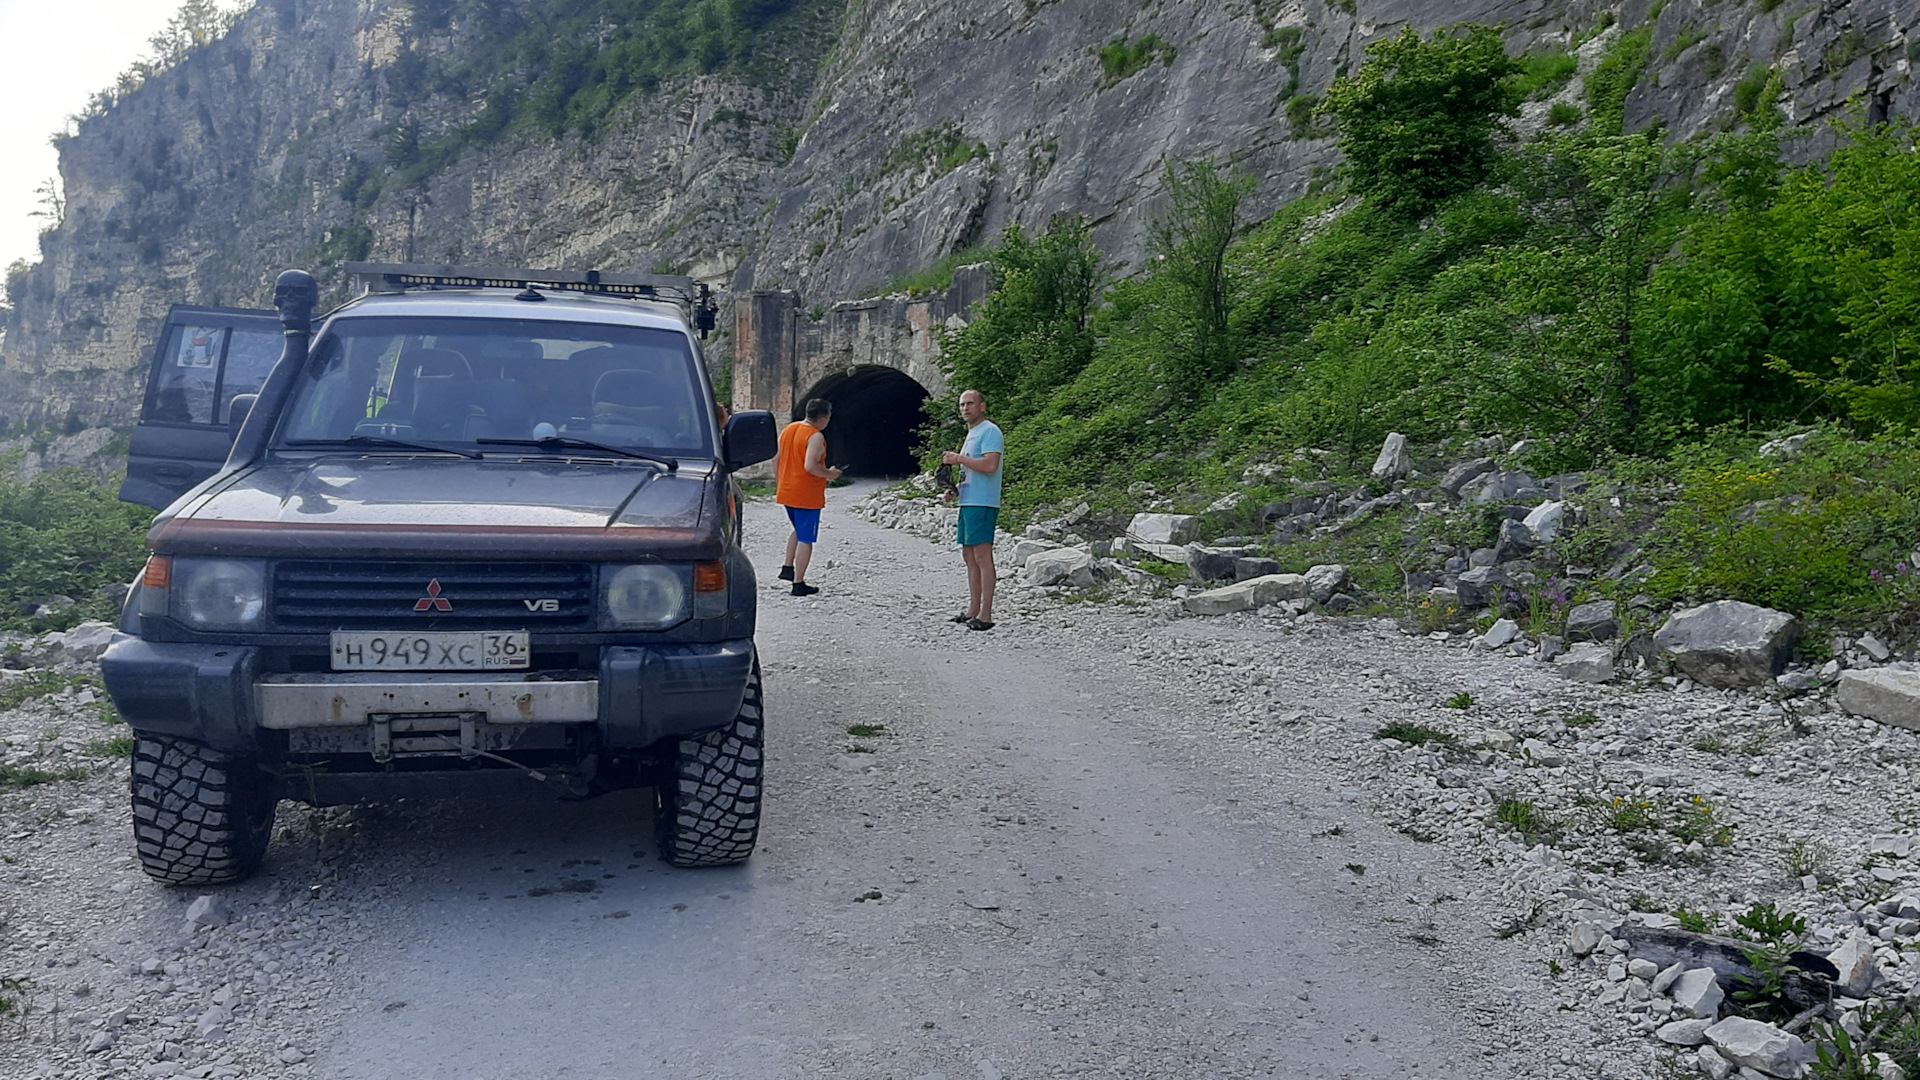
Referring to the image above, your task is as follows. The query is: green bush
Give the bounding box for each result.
[1096,34,1176,86]
[1585,25,1652,135]
[1644,430,1920,623]
[1323,24,1521,210]
[1510,51,1577,100]
[0,462,150,633]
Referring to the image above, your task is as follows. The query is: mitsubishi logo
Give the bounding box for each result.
[414,580,452,612]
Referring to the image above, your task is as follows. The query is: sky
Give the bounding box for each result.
[0,0,205,275]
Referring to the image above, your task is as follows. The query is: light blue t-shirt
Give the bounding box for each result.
[958,421,1004,507]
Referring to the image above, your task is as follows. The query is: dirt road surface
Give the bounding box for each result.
[5,486,1588,1079]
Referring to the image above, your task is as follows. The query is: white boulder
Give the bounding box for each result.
[1303,564,1349,603]
[1670,967,1724,1018]
[1370,432,1410,479]
[1827,931,1878,996]
[1522,500,1566,543]
[1704,1017,1813,1077]
[1838,669,1920,732]
[1126,513,1201,545]
[1025,548,1095,588]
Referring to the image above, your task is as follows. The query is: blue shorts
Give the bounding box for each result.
[957,506,999,547]
[785,506,821,545]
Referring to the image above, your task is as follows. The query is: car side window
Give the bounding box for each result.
[218,329,284,423]
[146,325,226,424]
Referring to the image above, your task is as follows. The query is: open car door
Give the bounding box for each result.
[119,305,284,510]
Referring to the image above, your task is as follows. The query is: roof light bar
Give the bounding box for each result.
[341,262,720,338]
[346,262,695,299]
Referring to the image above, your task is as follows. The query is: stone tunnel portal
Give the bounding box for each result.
[795,366,931,478]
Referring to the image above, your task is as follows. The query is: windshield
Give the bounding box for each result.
[277,316,714,457]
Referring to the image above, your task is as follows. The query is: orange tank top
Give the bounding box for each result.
[775,421,828,509]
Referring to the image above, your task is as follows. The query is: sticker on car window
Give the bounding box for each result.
[176,327,226,369]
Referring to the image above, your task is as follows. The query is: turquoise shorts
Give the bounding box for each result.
[957,506,999,547]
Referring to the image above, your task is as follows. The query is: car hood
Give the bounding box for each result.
[150,457,721,561]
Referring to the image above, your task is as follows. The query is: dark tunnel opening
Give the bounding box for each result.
[792,366,931,477]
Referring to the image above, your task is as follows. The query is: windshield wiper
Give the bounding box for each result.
[476,436,678,470]
[283,435,483,460]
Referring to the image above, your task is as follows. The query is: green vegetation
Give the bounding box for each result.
[1096,34,1177,86]
[0,672,98,712]
[1373,721,1456,746]
[1585,25,1653,134]
[917,21,1920,637]
[1493,796,1560,845]
[869,246,992,298]
[0,465,150,633]
[1729,901,1807,1020]
[1673,905,1722,933]
[1442,692,1473,710]
[0,763,88,790]
[1321,24,1521,211]
[1510,51,1577,101]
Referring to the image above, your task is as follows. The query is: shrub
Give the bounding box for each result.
[1644,430,1920,623]
[1096,34,1176,86]
[1510,51,1577,100]
[1323,24,1522,210]
[1585,25,1652,134]
[0,462,152,633]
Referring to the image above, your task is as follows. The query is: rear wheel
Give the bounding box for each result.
[131,734,277,886]
[655,661,763,867]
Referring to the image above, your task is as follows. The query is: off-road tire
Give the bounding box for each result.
[656,661,763,867]
[131,734,277,886]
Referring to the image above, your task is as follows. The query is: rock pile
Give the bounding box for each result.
[852,433,1920,1076]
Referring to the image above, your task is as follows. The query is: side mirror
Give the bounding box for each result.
[227,394,258,442]
[722,410,777,471]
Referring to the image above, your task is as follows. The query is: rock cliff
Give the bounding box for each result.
[2,0,1914,431]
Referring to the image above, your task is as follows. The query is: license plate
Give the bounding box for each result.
[330,631,530,671]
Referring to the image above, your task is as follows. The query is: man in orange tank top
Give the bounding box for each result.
[775,398,842,596]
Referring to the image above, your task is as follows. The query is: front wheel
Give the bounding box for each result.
[655,661,764,867]
[131,734,277,886]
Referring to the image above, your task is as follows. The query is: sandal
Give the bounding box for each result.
[948,613,973,624]
[966,618,995,632]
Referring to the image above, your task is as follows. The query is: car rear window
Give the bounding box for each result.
[278,316,713,456]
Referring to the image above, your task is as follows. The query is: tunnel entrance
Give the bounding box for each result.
[793,366,931,477]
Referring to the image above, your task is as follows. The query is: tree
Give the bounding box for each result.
[1323,24,1521,211]
[1761,118,1920,429]
[937,215,1104,422]
[1146,159,1251,395]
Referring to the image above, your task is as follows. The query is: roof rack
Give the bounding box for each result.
[342,262,719,337]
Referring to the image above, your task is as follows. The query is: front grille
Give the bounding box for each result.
[272,561,595,631]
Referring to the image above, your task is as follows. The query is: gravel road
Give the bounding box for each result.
[4,486,1614,1079]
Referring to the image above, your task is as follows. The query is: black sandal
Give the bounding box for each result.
[966,618,995,631]
[949,613,973,624]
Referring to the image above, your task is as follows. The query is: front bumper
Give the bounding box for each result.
[101,635,755,755]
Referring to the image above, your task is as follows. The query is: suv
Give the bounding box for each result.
[102,264,778,886]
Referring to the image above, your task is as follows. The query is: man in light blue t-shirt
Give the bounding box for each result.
[940,388,1003,631]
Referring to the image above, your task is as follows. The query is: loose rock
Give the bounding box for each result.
[1652,601,1800,689]
[1838,669,1920,731]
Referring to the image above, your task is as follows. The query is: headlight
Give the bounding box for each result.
[170,559,267,631]
[602,564,689,629]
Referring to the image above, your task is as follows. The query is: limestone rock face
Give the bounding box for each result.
[1653,601,1800,688]
[5,0,1913,433]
